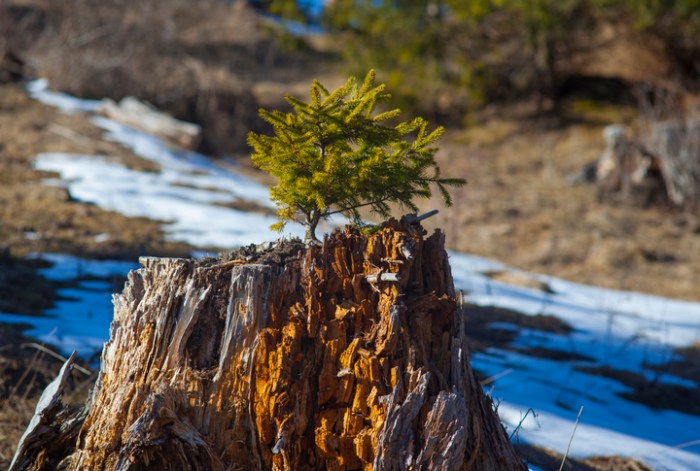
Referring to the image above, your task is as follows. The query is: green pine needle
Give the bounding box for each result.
[248,69,466,241]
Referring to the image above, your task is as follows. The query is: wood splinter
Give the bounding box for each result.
[402,209,439,225]
[364,272,401,283]
[364,272,400,293]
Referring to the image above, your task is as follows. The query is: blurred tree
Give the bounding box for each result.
[617,0,700,91]
[324,0,477,122]
[248,70,465,241]
[321,0,601,118]
[258,0,700,118]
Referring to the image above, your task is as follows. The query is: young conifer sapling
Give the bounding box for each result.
[248,70,465,242]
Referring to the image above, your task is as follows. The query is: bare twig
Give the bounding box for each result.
[401,210,440,224]
[509,408,538,440]
[416,209,439,221]
[559,406,584,471]
[480,368,513,386]
[641,438,700,458]
[20,343,92,376]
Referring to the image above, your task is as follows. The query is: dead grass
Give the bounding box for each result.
[0,83,193,259]
[515,444,653,471]
[0,4,696,465]
[416,100,700,301]
[4,0,329,157]
[0,397,34,468]
[0,323,93,469]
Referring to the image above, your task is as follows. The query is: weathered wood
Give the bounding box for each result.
[10,352,83,471]
[12,221,526,470]
[592,122,700,210]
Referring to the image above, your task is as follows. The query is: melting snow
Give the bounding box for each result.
[8,79,700,469]
[0,254,137,359]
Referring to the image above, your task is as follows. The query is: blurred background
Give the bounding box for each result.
[3,0,699,299]
[2,2,700,468]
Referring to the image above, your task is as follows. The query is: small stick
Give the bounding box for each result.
[416,209,439,222]
[559,406,584,471]
[21,343,93,376]
[480,368,513,386]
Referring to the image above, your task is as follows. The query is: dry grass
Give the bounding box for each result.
[0,323,93,469]
[0,83,193,259]
[414,100,700,301]
[4,0,330,157]
[0,4,696,467]
[515,444,653,471]
[0,397,34,468]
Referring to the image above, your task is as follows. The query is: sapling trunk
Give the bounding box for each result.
[304,210,322,242]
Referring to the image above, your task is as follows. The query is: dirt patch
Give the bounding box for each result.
[577,365,700,416]
[516,346,595,362]
[415,101,700,302]
[0,251,57,315]
[212,197,277,217]
[515,444,653,471]
[660,342,700,386]
[0,83,193,260]
[463,303,573,354]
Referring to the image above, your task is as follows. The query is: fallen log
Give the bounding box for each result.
[11,220,526,470]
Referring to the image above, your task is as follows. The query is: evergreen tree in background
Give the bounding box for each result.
[260,0,700,120]
[248,70,465,242]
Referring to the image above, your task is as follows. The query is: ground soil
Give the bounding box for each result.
[0,82,193,260]
[420,102,700,302]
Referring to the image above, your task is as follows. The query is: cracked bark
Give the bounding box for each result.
[12,219,526,470]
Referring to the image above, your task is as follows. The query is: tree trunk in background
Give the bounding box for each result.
[12,219,526,470]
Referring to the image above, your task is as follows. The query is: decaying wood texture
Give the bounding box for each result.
[12,219,526,470]
[9,353,84,471]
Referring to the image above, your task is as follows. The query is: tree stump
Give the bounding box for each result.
[11,219,526,470]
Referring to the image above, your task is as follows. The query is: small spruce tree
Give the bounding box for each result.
[248,70,465,242]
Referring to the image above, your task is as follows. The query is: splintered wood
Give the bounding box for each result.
[11,220,525,470]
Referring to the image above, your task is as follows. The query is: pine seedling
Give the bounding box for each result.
[248,70,465,242]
